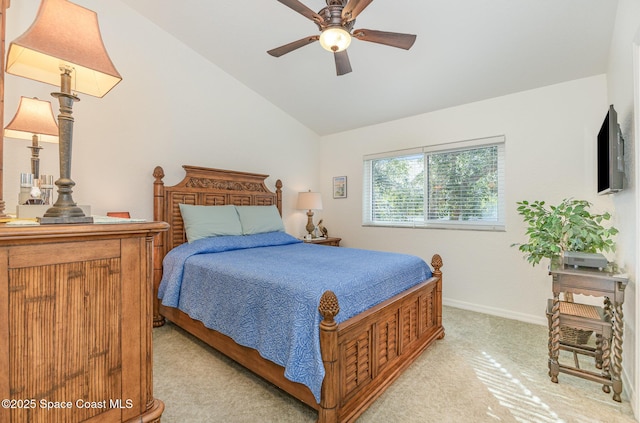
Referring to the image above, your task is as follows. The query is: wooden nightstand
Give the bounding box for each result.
[304,236,341,246]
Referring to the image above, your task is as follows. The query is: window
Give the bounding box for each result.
[363,136,505,230]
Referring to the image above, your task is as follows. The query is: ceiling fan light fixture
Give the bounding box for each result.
[319,27,351,52]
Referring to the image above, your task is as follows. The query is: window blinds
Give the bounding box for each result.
[363,136,505,230]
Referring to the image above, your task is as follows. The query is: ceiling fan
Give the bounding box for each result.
[267,0,417,76]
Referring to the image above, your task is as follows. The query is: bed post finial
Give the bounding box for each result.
[431,254,443,275]
[319,291,340,323]
[153,166,165,182]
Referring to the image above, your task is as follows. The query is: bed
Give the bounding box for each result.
[152,165,445,423]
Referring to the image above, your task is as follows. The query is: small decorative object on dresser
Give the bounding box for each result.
[107,211,131,218]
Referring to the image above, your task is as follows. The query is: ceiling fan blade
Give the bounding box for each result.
[353,29,417,50]
[277,0,324,24]
[334,50,352,76]
[342,0,373,21]
[267,36,319,57]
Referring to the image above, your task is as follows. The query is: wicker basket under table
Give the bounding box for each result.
[559,301,597,345]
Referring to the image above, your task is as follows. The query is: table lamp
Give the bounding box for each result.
[5,0,122,224]
[4,96,59,180]
[296,190,323,237]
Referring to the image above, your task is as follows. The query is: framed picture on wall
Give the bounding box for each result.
[333,176,347,199]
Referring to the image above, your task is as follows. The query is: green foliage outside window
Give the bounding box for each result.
[371,156,424,223]
[428,146,498,221]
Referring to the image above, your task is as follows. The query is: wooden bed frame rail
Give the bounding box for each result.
[152,165,444,423]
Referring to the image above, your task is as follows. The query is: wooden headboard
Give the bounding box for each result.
[153,165,282,250]
[152,165,282,326]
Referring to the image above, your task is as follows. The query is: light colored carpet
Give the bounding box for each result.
[153,306,637,422]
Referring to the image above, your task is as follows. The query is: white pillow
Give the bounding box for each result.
[179,204,242,242]
[235,205,285,235]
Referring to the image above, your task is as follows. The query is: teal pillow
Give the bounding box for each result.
[179,204,242,242]
[236,205,285,235]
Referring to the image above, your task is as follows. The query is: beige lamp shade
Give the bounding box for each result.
[297,191,323,210]
[4,96,59,143]
[5,0,122,98]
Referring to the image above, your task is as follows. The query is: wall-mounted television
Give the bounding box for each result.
[597,104,625,195]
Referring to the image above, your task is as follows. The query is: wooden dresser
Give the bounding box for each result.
[0,221,168,423]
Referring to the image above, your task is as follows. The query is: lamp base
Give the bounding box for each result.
[38,205,93,225]
[38,215,93,225]
[305,209,315,236]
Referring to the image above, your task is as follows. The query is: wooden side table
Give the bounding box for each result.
[548,262,628,402]
[303,236,341,247]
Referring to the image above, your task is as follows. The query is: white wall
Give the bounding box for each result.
[606,0,640,416]
[319,75,611,324]
[3,0,637,417]
[2,0,321,233]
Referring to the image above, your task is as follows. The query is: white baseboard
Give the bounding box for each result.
[622,366,637,419]
[443,297,547,326]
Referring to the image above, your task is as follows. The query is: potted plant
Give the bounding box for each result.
[513,198,618,345]
[513,198,617,267]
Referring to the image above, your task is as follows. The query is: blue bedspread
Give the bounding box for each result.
[158,232,432,402]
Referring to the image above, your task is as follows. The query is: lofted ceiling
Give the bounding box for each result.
[120,0,618,136]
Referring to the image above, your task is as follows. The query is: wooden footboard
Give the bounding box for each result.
[318,255,444,423]
[152,165,444,423]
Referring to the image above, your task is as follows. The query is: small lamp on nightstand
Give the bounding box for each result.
[297,190,323,238]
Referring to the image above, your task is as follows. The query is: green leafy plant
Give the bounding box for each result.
[513,199,618,266]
